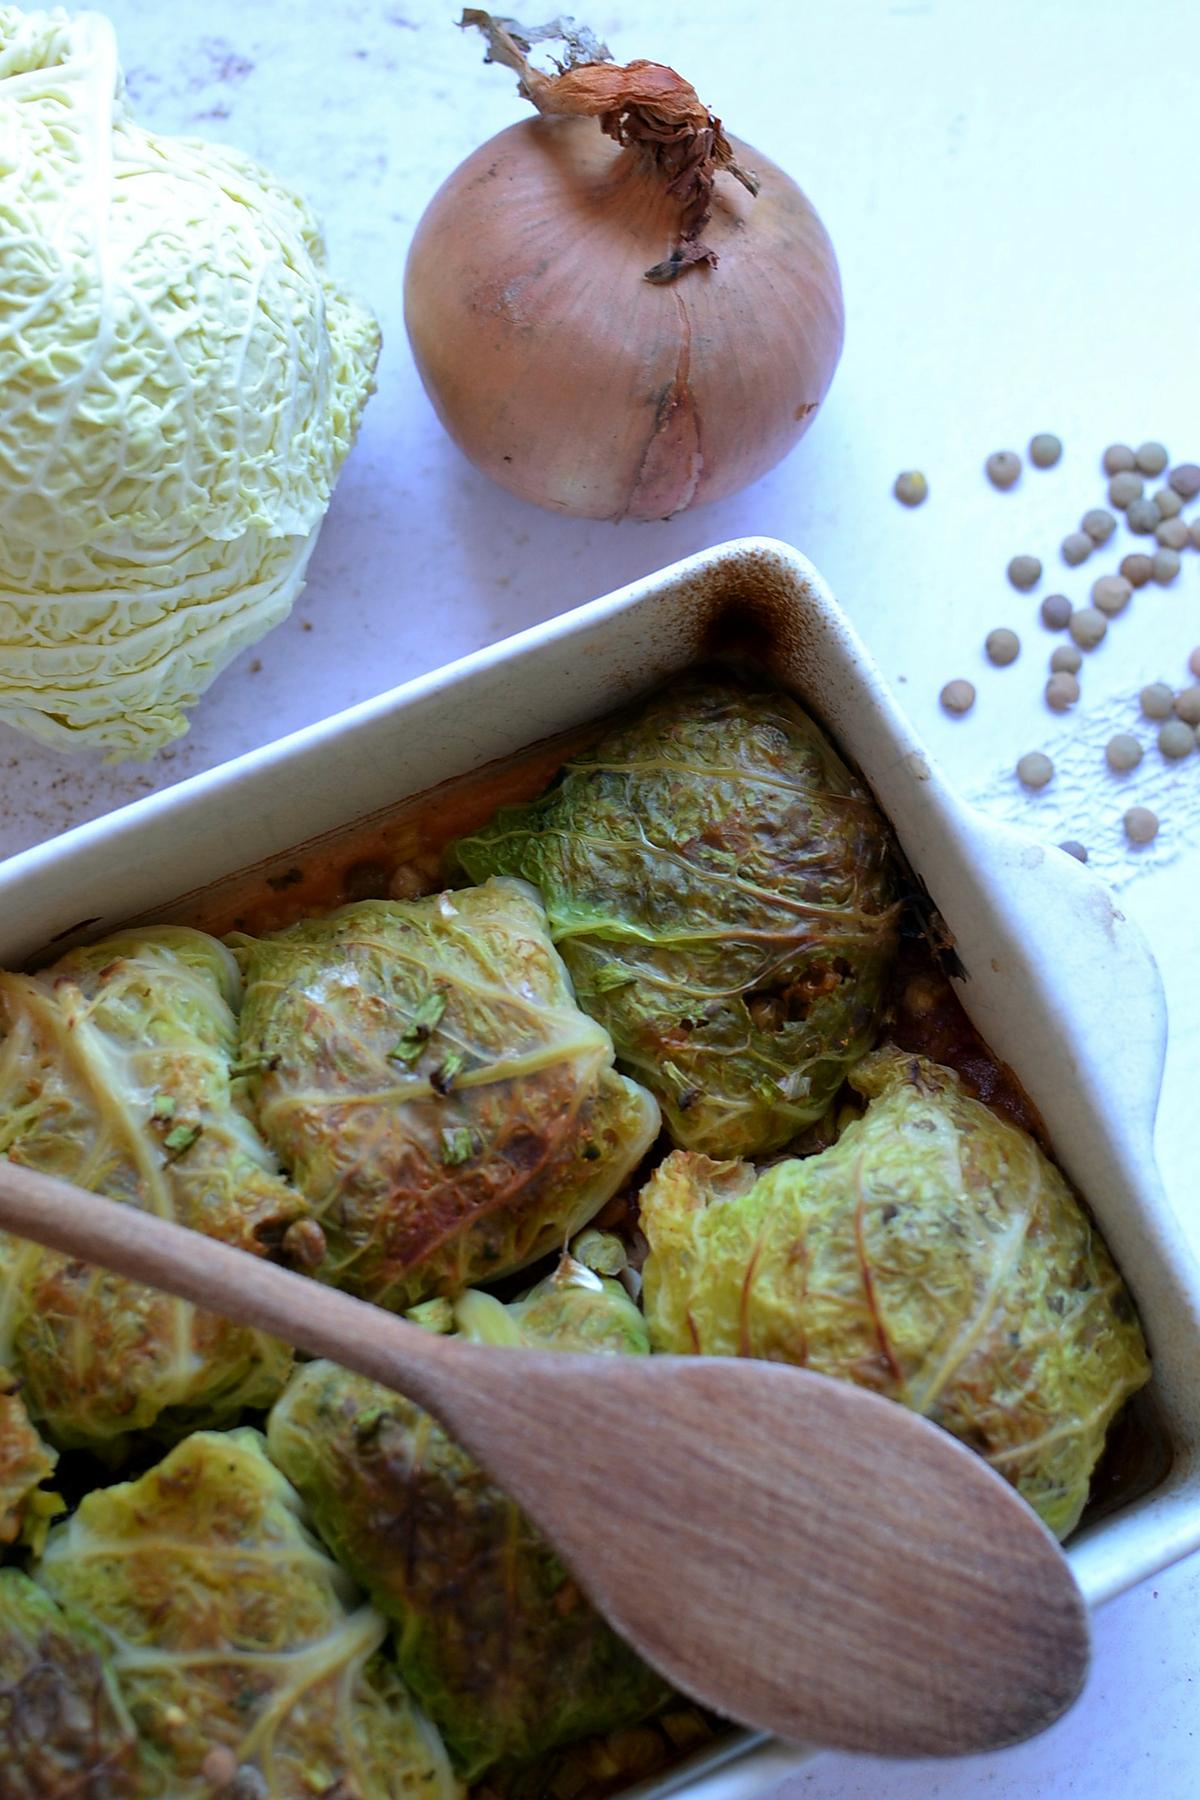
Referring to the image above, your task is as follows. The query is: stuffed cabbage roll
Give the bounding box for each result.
[455,678,900,1159]
[234,879,659,1310]
[267,1268,669,1779]
[641,1047,1150,1538]
[0,929,310,1451]
[37,1429,460,1800]
[0,1372,59,1553]
[0,1568,138,1798]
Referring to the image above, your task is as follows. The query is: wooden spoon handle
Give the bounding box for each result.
[0,1160,448,1409]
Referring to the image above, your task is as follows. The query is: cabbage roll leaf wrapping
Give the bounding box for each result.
[0,928,307,1451]
[38,1429,460,1800]
[267,1271,669,1780]
[455,679,900,1159]
[641,1047,1151,1538]
[235,880,659,1310]
[0,1371,59,1553]
[0,1567,138,1798]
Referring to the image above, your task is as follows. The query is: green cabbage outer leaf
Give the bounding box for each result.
[641,1047,1151,1539]
[0,1567,138,1799]
[267,1275,669,1780]
[0,927,307,1451]
[0,1370,58,1552]
[453,1255,650,1355]
[454,679,900,1160]
[0,6,380,756]
[37,1429,461,1800]
[234,880,660,1311]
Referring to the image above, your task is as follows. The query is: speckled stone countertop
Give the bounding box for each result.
[2,3,1198,1794]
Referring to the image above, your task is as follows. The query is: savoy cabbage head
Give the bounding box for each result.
[0,5,379,756]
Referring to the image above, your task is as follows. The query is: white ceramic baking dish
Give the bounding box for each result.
[1,537,1198,1800]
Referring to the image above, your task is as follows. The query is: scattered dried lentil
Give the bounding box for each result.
[1192,520,1200,551]
[1069,607,1107,649]
[1029,433,1062,468]
[985,451,1021,489]
[1126,497,1160,535]
[1016,751,1054,789]
[1059,840,1088,862]
[1007,554,1042,590]
[1061,532,1092,567]
[1106,733,1143,772]
[1045,673,1080,711]
[940,678,975,715]
[1135,441,1169,476]
[1124,807,1158,844]
[1103,444,1136,475]
[1082,508,1116,544]
[1158,719,1194,759]
[1154,487,1183,519]
[1174,685,1200,726]
[1168,462,1200,500]
[1109,471,1144,508]
[1156,516,1190,550]
[1040,592,1073,629]
[1120,553,1154,587]
[1050,644,1082,674]
[894,470,928,506]
[985,627,1021,665]
[1140,682,1175,720]
[1190,648,1200,679]
[1152,548,1181,584]
[1092,574,1132,616]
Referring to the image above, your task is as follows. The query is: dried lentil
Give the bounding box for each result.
[1045,673,1080,711]
[1124,807,1159,844]
[1061,532,1092,567]
[1135,441,1169,476]
[1152,549,1181,584]
[1029,433,1062,468]
[1140,682,1175,720]
[1106,734,1143,772]
[985,627,1021,665]
[1008,554,1042,590]
[1092,575,1132,616]
[1059,840,1088,862]
[985,451,1021,489]
[1050,645,1082,674]
[1158,719,1194,759]
[1082,508,1116,544]
[1168,462,1200,500]
[894,471,928,506]
[1190,647,1200,679]
[1109,471,1144,508]
[1126,497,1160,534]
[1174,685,1200,726]
[1120,553,1154,587]
[1016,751,1054,789]
[1103,444,1136,474]
[1069,607,1107,649]
[940,679,975,715]
[1154,487,1183,519]
[1156,517,1190,550]
[1040,592,1073,629]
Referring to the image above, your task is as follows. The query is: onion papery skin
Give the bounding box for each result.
[404,118,844,521]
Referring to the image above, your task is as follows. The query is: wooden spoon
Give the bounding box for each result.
[0,1160,1089,1758]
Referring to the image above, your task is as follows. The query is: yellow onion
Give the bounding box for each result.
[404,13,844,521]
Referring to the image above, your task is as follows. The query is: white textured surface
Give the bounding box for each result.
[1,1,1198,1792]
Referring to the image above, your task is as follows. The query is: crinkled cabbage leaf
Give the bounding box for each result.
[641,1046,1150,1538]
[267,1267,668,1779]
[38,1429,460,1800]
[0,1371,58,1553]
[0,5,379,755]
[235,880,659,1310]
[0,928,308,1450]
[0,1567,138,1798]
[455,679,900,1159]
